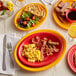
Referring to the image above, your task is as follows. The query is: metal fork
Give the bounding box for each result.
[7,42,14,68]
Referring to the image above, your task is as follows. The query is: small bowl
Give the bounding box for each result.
[66,9,76,23]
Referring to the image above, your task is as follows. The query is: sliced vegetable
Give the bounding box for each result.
[35,17,40,21]
[30,19,37,24]
[27,21,32,28]
[17,11,41,29]
[26,12,31,17]
[32,16,35,20]
[26,17,29,21]
[32,24,36,27]
[22,12,31,19]
[23,21,27,25]
[17,18,20,22]
[1,9,6,15]
[18,24,21,27]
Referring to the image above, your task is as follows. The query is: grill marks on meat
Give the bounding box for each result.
[55,1,71,20]
[48,40,59,45]
[31,36,59,59]
[32,36,42,50]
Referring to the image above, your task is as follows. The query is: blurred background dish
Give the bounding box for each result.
[12,0,26,7]
[53,0,76,30]
[67,44,76,73]
[0,0,14,20]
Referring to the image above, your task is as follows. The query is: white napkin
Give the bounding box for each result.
[0,33,20,75]
[40,0,58,5]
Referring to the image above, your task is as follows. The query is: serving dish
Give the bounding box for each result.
[17,32,63,67]
[67,44,76,73]
[66,9,76,23]
[14,29,66,71]
[53,0,76,30]
[14,3,47,31]
[0,0,14,18]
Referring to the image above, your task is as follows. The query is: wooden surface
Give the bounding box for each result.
[0,0,76,76]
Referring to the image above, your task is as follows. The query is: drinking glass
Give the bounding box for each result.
[12,0,26,7]
[67,23,76,45]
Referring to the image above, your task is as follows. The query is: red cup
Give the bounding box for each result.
[66,9,76,23]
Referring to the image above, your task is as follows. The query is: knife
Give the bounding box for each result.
[2,35,6,71]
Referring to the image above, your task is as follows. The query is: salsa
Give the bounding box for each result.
[68,11,76,20]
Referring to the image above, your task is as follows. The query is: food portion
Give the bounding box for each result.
[24,3,46,17]
[16,3,47,29]
[17,11,41,28]
[54,1,76,23]
[68,10,76,20]
[22,44,42,62]
[74,51,76,67]
[72,1,76,9]
[22,36,59,62]
[0,0,14,16]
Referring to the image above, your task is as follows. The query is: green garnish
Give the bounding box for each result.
[18,11,41,28]
[22,12,31,19]
[27,21,32,28]
[1,9,6,16]
[30,19,37,24]
[18,24,21,27]
[27,12,31,17]
[35,17,40,21]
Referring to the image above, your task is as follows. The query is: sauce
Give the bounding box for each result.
[68,11,76,20]
[0,1,8,11]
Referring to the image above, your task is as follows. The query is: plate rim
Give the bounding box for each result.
[67,44,76,73]
[14,29,66,71]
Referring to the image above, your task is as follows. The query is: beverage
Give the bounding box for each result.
[68,25,76,38]
[12,0,26,7]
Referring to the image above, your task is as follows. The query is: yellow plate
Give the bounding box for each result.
[14,29,66,72]
[14,3,47,31]
[53,0,76,30]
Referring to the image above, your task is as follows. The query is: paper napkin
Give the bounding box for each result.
[0,33,20,75]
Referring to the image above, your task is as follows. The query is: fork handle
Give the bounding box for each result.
[9,51,14,68]
[2,52,6,70]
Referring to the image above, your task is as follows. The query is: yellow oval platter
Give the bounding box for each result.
[53,0,76,30]
[14,3,47,31]
[14,29,66,72]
